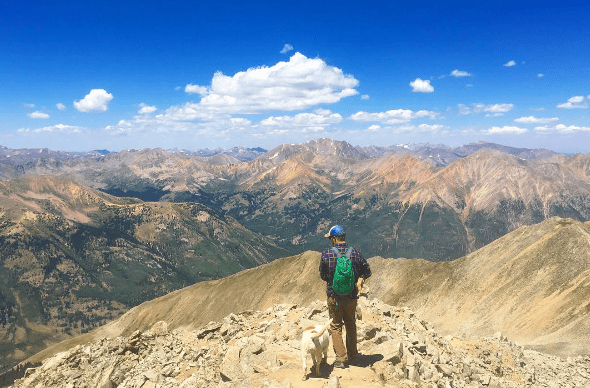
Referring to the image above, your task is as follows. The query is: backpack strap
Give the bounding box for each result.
[331,247,353,258]
[345,247,353,259]
[331,247,342,258]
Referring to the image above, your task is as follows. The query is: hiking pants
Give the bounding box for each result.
[327,295,357,362]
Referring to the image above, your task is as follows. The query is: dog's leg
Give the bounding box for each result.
[301,351,308,381]
[315,354,321,376]
[311,352,320,376]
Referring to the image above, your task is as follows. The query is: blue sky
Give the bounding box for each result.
[1,1,590,153]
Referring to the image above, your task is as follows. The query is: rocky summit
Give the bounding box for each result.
[8,297,590,388]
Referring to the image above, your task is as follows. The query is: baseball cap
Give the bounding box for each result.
[324,225,346,238]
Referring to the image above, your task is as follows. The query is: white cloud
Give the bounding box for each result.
[349,109,438,124]
[260,109,342,133]
[514,116,558,124]
[229,117,252,128]
[280,43,293,54]
[361,94,370,100]
[18,124,84,134]
[483,126,527,134]
[537,73,544,78]
[410,78,434,93]
[56,103,67,111]
[104,54,358,140]
[394,123,447,134]
[458,103,514,116]
[74,89,113,112]
[185,84,209,95]
[367,125,381,131]
[159,104,221,122]
[568,96,584,103]
[535,124,590,133]
[503,60,516,67]
[451,69,472,77]
[486,104,514,113]
[23,103,35,108]
[181,52,359,115]
[138,103,157,114]
[557,95,588,109]
[27,111,50,119]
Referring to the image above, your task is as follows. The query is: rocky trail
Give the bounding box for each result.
[8,296,590,388]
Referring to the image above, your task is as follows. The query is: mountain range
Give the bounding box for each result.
[17,216,590,378]
[1,139,590,374]
[0,175,290,372]
[2,139,589,261]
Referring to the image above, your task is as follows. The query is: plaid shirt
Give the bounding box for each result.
[319,243,371,298]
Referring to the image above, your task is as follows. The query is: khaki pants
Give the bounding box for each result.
[327,295,358,362]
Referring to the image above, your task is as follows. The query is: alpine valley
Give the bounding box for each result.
[1,139,590,377]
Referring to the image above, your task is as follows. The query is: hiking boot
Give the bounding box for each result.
[347,353,360,365]
[333,361,347,369]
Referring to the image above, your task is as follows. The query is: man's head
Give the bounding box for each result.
[324,225,346,244]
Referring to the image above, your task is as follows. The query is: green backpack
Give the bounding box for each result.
[331,247,355,295]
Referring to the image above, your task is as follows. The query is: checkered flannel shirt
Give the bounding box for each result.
[319,243,371,298]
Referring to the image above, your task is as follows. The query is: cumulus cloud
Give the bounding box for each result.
[105,53,358,140]
[557,95,588,109]
[349,109,438,124]
[503,60,516,67]
[170,52,358,116]
[410,78,434,93]
[138,103,157,114]
[483,126,527,134]
[27,111,50,119]
[394,123,447,134]
[361,94,370,100]
[367,125,381,131]
[56,103,67,111]
[280,43,294,54]
[451,69,472,77]
[535,124,590,133]
[514,116,559,124]
[538,73,544,78]
[486,104,514,113]
[185,84,208,95]
[18,124,84,134]
[74,89,113,112]
[260,109,342,133]
[458,103,514,116]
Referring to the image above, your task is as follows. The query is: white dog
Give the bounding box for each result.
[300,318,332,380]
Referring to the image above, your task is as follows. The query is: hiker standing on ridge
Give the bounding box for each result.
[319,225,371,368]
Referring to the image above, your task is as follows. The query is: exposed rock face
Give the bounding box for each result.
[8,299,590,388]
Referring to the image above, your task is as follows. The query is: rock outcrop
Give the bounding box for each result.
[9,297,590,388]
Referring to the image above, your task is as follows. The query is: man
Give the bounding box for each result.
[319,224,371,368]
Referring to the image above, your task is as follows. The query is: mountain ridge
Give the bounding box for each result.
[0,175,292,372]
[19,216,590,371]
[2,140,590,371]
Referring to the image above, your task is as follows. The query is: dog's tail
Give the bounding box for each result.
[310,318,333,340]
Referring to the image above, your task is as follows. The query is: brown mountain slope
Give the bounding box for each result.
[370,216,590,356]
[5,142,590,261]
[0,175,292,372]
[24,217,590,368]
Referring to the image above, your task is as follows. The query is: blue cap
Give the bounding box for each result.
[324,225,345,238]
